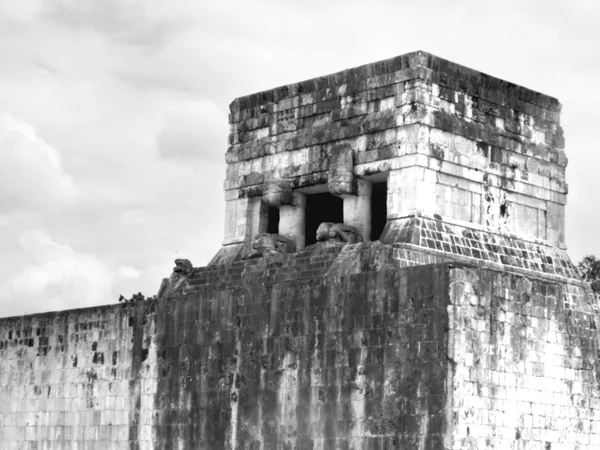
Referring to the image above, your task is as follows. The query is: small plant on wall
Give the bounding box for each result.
[118,292,156,303]
[577,255,600,292]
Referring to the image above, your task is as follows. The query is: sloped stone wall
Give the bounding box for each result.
[381,216,578,281]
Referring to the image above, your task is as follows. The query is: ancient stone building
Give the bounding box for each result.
[1,51,599,450]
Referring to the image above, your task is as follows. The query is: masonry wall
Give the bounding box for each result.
[448,267,600,450]
[0,246,451,450]
[1,246,598,450]
[0,302,150,450]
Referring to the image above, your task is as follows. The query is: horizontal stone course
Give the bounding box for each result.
[228,83,562,165]
[230,51,559,115]
[382,216,578,280]
[189,242,449,294]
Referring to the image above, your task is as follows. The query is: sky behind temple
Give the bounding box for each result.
[1,0,598,317]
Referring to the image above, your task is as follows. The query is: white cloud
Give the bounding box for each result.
[0,230,114,316]
[0,113,77,213]
[118,266,141,278]
[156,100,228,161]
[0,0,43,22]
[120,209,148,225]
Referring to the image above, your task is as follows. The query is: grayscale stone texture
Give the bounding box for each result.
[0,51,598,450]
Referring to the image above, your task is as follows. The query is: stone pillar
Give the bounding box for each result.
[342,179,372,241]
[328,144,355,196]
[223,197,250,245]
[261,178,295,241]
[247,197,265,246]
[280,192,306,251]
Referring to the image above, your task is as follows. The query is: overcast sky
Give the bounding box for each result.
[0,0,598,317]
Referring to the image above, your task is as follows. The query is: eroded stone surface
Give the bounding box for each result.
[245,233,295,258]
[157,258,193,298]
[216,50,570,273]
[382,216,578,280]
[0,51,595,449]
[447,267,600,449]
[0,251,598,449]
[315,222,364,244]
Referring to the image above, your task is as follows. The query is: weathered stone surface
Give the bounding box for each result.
[157,258,193,298]
[327,145,355,196]
[0,51,595,449]
[447,267,600,449]
[315,222,364,244]
[1,251,598,449]
[218,50,570,262]
[0,247,452,449]
[245,233,295,258]
[262,180,294,207]
[209,242,244,266]
[381,216,579,280]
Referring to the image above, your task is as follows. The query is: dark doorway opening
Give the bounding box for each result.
[267,206,280,234]
[371,181,388,241]
[305,192,343,245]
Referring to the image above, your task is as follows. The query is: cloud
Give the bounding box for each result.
[0,230,114,316]
[120,209,149,225]
[0,113,77,214]
[46,0,177,47]
[0,0,43,22]
[118,266,141,278]
[156,100,228,161]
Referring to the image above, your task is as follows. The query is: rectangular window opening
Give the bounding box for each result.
[371,181,388,241]
[267,206,280,234]
[305,192,344,246]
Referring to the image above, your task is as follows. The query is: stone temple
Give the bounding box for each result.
[1,51,598,449]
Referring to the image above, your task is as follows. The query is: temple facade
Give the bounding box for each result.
[213,50,574,282]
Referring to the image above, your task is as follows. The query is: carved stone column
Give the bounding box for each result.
[328,145,355,196]
[342,179,372,241]
[260,179,295,239]
[279,192,306,251]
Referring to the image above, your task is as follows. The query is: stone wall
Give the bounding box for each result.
[448,267,600,450]
[1,244,598,449]
[0,245,452,449]
[0,302,150,450]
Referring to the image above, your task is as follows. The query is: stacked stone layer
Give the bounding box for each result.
[382,216,578,280]
[193,243,445,293]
